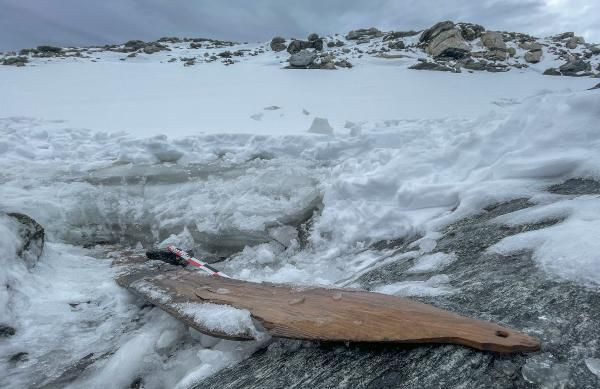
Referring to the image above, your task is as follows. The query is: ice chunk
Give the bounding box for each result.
[308,117,334,135]
[490,196,600,286]
[521,354,571,388]
[155,329,180,352]
[176,302,259,337]
[585,358,600,377]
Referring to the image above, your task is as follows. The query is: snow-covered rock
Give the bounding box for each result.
[288,50,317,67]
[269,36,286,52]
[524,49,543,63]
[426,27,470,58]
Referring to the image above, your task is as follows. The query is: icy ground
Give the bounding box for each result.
[1,42,600,388]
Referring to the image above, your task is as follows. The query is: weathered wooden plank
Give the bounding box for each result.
[114,256,540,353]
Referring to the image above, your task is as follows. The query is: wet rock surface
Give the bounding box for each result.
[7,212,45,269]
[0,325,16,338]
[198,179,600,389]
[270,36,287,52]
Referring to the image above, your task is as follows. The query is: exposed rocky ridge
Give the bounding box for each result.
[2,21,599,77]
[197,178,600,389]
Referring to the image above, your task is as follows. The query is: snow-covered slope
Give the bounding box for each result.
[1,22,600,389]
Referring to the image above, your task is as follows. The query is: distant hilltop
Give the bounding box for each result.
[2,20,599,78]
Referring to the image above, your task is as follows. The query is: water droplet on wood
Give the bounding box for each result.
[288,296,305,305]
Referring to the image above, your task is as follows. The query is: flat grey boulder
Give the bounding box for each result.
[481,31,506,51]
[559,59,591,75]
[383,30,419,41]
[481,31,507,60]
[524,49,543,63]
[543,67,561,76]
[388,40,405,50]
[409,61,455,72]
[2,56,28,67]
[346,27,382,41]
[270,37,287,52]
[289,50,317,67]
[420,21,455,43]
[457,23,485,41]
[426,28,470,59]
[553,31,574,41]
[519,41,542,51]
[566,36,584,49]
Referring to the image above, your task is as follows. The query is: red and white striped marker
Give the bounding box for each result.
[167,245,230,278]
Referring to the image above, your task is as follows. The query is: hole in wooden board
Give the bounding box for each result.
[495,330,509,338]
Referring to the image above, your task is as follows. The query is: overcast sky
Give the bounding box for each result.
[1,0,599,51]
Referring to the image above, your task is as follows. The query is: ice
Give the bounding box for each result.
[374,275,453,297]
[175,302,262,338]
[490,196,600,286]
[407,252,456,273]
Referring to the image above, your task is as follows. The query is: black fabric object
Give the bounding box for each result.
[145,248,191,267]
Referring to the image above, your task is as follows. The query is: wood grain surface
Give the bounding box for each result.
[115,255,540,353]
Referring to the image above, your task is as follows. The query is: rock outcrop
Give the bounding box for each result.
[457,23,485,41]
[270,37,287,52]
[8,213,45,269]
[409,61,455,72]
[519,41,542,51]
[419,21,454,44]
[559,58,592,75]
[287,37,323,54]
[346,27,383,41]
[120,40,170,54]
[288,50,317,67]
[3,20,599,77]
[524,49,543,63]
[2,56,28,66]
[427,28,470,59]
[420,21,470,59]
[481,31,508,61]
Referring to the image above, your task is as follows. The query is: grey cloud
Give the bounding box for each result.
[0,0,598,52]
